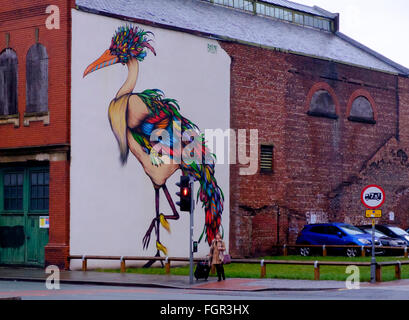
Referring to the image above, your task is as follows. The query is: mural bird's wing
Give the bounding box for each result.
[130,89,199,165]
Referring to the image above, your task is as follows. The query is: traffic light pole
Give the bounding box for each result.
[189,178,195,285]
[175,175,195,284]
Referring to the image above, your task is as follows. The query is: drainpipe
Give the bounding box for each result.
[276,206,280,245]
[396,76,400,141]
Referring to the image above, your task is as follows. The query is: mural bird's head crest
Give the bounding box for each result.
[110,26,156,64]
[83,25,156,77]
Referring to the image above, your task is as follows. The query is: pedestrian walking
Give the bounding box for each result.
[209,232,226,281]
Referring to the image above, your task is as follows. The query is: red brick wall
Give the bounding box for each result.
[328,138,409,228]
[221,43,290,257]
[45,160,70,269]
[0,0,74,146]
[0,0,75,267]
[222,41,409,257]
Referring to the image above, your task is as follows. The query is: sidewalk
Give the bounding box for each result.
[0,267,349,291]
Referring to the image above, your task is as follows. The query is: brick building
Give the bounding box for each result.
[0,0,74,267]
[0,0,408,267]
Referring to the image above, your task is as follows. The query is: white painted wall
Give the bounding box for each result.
[70,10,230,269]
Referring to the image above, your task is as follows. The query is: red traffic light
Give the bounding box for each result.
[176,176,192,212]
[182,187,189,197]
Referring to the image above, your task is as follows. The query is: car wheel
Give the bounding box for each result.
[300,247,311,257]
[346,248,358,258]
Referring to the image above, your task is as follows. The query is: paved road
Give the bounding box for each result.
[1,280,409,300]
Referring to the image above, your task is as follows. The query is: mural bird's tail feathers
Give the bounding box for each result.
[181,159,224,246]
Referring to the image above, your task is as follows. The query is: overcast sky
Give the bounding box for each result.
[294,0,409,69]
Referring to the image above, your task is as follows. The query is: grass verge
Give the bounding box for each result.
[96,255,409,282]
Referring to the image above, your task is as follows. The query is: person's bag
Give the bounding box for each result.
[222,253,231,265]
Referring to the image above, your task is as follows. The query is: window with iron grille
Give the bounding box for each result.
[4,172,24,211]
[30,170,49,211]
[260,145,274,173]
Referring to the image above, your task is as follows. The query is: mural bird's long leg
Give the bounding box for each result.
[142,188,159,251]
[142,183,181,268]
[143,187,164,268]
[161,184,180,222]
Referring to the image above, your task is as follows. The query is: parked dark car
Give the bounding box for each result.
[360,225,409,246]
[296,223,382,257]
[357,226,407,247]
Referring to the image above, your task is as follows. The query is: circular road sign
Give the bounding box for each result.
[361,185,385,209]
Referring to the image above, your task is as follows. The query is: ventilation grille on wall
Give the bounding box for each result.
[260,145,274,173]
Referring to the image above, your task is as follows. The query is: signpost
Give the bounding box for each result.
[361,185,385,283]
[188,178,195,284]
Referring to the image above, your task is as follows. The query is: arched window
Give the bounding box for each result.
[0,49,18,116]
[306,83,339,120]
[347,90,376,124]
[349,96,375,124]
[26,44,48,113]
[308,90,339,119]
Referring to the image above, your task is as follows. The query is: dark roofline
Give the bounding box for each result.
[261,0,336,19]
[336,32,409,77]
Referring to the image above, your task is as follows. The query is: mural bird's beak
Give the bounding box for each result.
[83,50,119,78]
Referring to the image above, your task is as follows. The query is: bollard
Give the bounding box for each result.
[120,256,126,273]
[395,261,401,280]
[405,247,408,259]
[361,246,366,257]
[283,244,288,256]
[314,261,320,280]
[165,257,171,275]
[81,255,87,272]
[260,260,266,278]
[322,245,327,257]
[66,256,71,271]
[375,264,382,282]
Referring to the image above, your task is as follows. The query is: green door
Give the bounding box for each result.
[0,166,49,267]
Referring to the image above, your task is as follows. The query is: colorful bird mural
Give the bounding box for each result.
[83,26,224,258]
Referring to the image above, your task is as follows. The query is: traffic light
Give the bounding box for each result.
[176,175,192,212]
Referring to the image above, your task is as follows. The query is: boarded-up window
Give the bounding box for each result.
[26,44,48,113]
[260,145,274,173]
[308,90,338,119]
[0,49,18,116]
[348,96,375,124]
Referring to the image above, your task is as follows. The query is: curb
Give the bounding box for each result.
[0,276,344,292]
[0,276,188,290]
